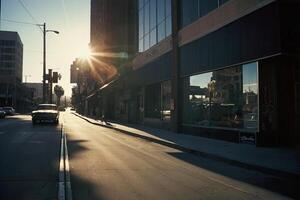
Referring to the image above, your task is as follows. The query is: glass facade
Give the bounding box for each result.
[179,0,230,28]
[139,0,172,52]
[145,80,171,120]
[183,62,258,131]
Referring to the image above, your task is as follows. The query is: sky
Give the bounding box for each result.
[1,0,90,97]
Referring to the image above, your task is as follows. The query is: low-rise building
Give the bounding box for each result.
[0,31,25,111]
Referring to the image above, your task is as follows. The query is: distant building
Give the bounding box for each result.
[24,83,43,101]
[0,31,26,111]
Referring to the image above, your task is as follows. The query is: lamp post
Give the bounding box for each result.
[38,23,59,103]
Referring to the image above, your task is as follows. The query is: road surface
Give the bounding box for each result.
[0,112,298,200]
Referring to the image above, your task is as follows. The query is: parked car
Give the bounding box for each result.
[0,108,6,118]
[32,104,59,124]
[2,107,15,115]
[58,106,66,111]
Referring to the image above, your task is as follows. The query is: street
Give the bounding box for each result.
[0,112,298,200]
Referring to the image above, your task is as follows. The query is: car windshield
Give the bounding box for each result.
[37,105,57,110]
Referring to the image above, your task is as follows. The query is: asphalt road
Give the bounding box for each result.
[62,112,298,200]
[0,115,61,200]
[0,112,298,200]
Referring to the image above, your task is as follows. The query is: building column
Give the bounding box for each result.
[171,0,181,132]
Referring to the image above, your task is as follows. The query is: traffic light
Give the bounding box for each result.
[52,72,58,83]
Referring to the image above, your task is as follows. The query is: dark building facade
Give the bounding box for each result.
[82,0,300,147]
[0,31,29,112]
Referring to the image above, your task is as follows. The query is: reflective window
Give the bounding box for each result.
[157,0,165,23]
[139,0,172,52]
[144,2,150,34]
[157,21,166,42]
[150,28,157,47]
[150,0,157,29]
[161,81,171,121]
[183,62,258,131]
[199,0,218,17]
[139,9,144,39]
[145,81,171,120]
[180,0,228,28]
[145,83,161,118]
[219,0,230,6]
[166,0,171,17]
[166,16,172,37]
[144,33,150,50]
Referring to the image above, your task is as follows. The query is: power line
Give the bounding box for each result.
[1,18,37,26]
[17,0,43,33]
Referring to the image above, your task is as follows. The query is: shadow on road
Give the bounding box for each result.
[0,115,63,200]
[168,152,300,199]
[66,137,106,200]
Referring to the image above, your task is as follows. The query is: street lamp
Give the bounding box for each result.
[38,23,59,103]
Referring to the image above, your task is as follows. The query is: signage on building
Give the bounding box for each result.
[239,132,256,145]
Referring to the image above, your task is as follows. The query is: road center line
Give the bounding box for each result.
[58,124,73,200]
[58,125,66,200]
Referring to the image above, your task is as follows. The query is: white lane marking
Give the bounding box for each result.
[64,132,73,200]
[58,126,66,200]
[58,125,73,200]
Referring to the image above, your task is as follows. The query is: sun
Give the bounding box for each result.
[78,45,92,60]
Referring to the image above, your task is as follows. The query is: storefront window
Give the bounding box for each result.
[145,80,171,120]
[161,80,171,121]
[183,62,258,131]
[145,83,161,118]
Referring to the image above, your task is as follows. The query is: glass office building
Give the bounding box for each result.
[89,0,300,147]
[138,0,172,52]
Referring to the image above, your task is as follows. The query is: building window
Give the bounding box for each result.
[145,83,161,118]
[145,80,171,120]
[182,62,258,131]
[180,0,229,28]
[139,0,172,52]
[161,80,171,121]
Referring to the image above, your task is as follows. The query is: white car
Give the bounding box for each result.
[32,104,59,124]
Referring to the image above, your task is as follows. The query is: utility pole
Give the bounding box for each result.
[48,69,53,103]
[42,23,46,103]
[40,23,59,103]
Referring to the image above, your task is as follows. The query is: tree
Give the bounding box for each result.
[54,85,64,106]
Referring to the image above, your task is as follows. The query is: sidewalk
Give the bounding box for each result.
[73,112,300,179]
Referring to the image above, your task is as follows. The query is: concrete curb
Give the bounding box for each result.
[73,112,300,180]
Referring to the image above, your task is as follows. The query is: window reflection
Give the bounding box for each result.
[180,0,229,28]
[139,0,172,52]
[145,80,171,121]
[183,62,258,131]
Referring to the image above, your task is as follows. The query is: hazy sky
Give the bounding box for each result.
[1,0,90,96]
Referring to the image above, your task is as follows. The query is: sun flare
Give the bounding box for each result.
[78,45,92,60]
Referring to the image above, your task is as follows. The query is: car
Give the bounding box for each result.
[58,106,66,111]
[32,104,59,124]
[2,107,15,115]
[0,108,5,119]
